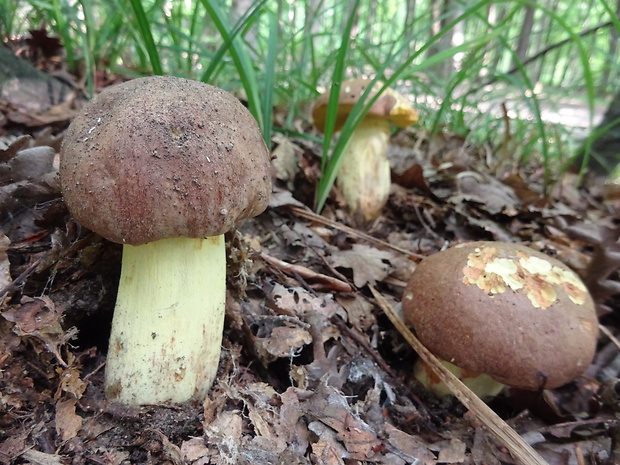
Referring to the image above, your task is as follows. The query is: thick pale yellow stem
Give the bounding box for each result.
[337,118,391,222]
[104,236,225,405]
[414,359,505,399]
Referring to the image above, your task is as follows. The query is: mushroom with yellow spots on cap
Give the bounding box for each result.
[402,241,598,398]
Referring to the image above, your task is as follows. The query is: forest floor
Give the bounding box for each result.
[1,44,620,465]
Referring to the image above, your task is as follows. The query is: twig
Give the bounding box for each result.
[260,251,352,292]
[330,315,396,378]
[369,285,549,465]
[287,205,424,260]
[599,324,620,351]
[330,314,441,425]
[0,257,43,300]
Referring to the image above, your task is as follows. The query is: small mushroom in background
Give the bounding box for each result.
[312,79,418,222]
[59,76,272,405]
[402,241,599,398]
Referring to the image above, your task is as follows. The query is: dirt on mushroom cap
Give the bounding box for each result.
[59,76,272,246]
[402,241,598,390]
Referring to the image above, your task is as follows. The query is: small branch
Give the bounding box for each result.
[599,325,620,351]
[0,257,43,302]
[260,251,352,292]
[287,205,425,260]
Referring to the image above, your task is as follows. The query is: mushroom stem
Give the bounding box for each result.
[104,235,225,405]
[414,359,505,399]
[337,118,392,222]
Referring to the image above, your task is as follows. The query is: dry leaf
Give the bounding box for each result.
[329,244,394,288]
[270,283,341,318]
[309,422,347,465]
[336,294,375,331]
[204,411,243,465]
[454,171,520,216]
[384,424,436,464]
[434,438,467,463]
[303,384,382,460]
[2,295,77,366]
[55,397,82,441]
[20,449,65,465]
[272,133,300,189]
[251,314,312,362]
[0,233,10,306]
[181,438,210,465]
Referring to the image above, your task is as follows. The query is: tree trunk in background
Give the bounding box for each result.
[486,4,505,78]
[276,0,285,36]
[513,6,534,69]
[532,0,559,83]
[304,0,322,35]
[404,0,417,56]
[342,1,360,41]
[364,0,377,46]
[299,0,322,78]
[426,0,456,80]
[574,89,620,175]
[230,0,257,54]
[600,0,620,92]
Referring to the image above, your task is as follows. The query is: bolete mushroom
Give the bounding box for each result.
[402,241,598,398]
[59,76,272,405]
[312,79,417,222]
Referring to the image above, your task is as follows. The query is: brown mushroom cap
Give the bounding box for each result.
[311,79,418,132]
[60,76,272,246]
[403,241,598,390]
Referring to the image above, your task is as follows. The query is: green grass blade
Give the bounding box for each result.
[128,0,163,75]
[200,0,264,131]
[49,0,76,70]
[262,11,278,147]
[313,0,361,210]
[199,0,267,84]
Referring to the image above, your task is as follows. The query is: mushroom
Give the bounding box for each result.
[402,241,598,398]
[59,76,272,405]
[312,79,417,222]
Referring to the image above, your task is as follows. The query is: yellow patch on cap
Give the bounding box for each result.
[462,246,589,309]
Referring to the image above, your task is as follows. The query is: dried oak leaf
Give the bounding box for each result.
[432,438,467,463]
[181,438,210,465]
[204,410,244,465]
[250,314,312,362]
[0,233,9,306]
[0,145,55,185]
[302,383,382,461]
[271,133,301,189]
[1,295,77,366]
[270,283,341,318]
[55,365,87,399]
[55,397,82,441]
[453,171,521,216]
[329,244,394,288]
[335,294,375,331]
[384,424,436,464]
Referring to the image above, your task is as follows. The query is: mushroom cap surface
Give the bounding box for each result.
[60,76,272,245]
[311,78,418,132]
[403,241,598,390]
